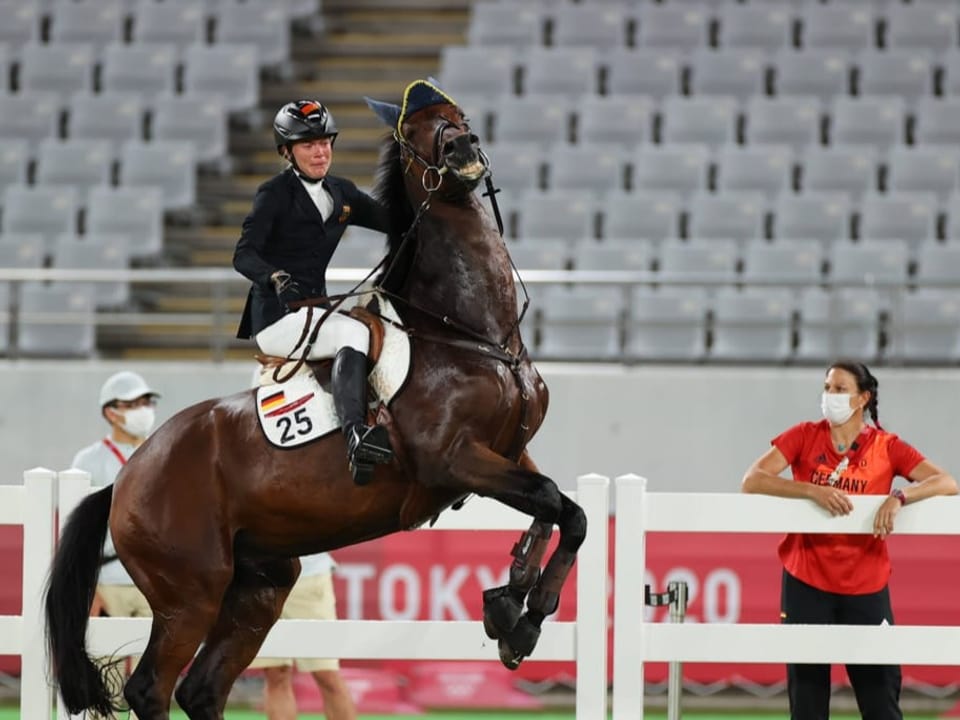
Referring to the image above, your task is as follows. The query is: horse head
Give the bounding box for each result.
[366,79,487,199]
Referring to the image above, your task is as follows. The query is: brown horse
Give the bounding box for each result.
[44,80,586,720]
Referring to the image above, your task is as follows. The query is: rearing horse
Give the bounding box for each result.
[45,80,586,720]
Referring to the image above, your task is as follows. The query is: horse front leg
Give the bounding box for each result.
[449,447,587,670]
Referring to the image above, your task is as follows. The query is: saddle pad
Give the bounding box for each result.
[256,374,337,448]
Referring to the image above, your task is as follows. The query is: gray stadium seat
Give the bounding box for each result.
[625,286,708,361]
[1,185,78,250]
[773,50,850,102]
[18,43,95,95]
[801,145,878,197]
[0,140,30,195]
[0,282,7,355]
[48,0,124,48]
[100,43,178,104]
[799,5,876,51]
[545,142,624,195]
[687,192,766,242]
[118,140,196,210]
[827,239,910,286]
[576,95,654,148]
[858,192,937,247]
[484,141,544,197]
[16,281,96,358]
[34,139,113,201]
[888,289,960,363]
[182,44,260,112]
[913,98,960,147]
[551,4,627,47]
[492,96,570,146]
[130,1,207,48]
[661,96,738,147]
[631,144,710,197]
[0,1,40,57]
[600,191,681,241]
[688,49,767,101]
[914,242,960,287]
[521,48,599,97]
[714,145,793,197]
[67,92,144,145]
[796,288,882,362]
[333,226,387,270]
[0,43,9,94]
[468,3,544,47]
[886,145,958,199]
[944,193,960,241]
[773,192,852,242]
[213,3,290,67]
[943,51,960,97]
[709,287,794,362]
[439,46,517,101]
[51,233,130,307]
[885,5,957,51]
[717,4,792,52]
[537,286,623,360]
[514,191,594,241]
[605,49,683,100]
[151,95,228,163]
[0,92,60,148]
[742,238,824,284]
[658,237,740,281]
[830,96,906,149]
[0,233,43,269]
[744,96,821,151]
[636,5,709,51]
[86,185,165,258]
[855,49,933,99]
[506,237,572,271]
[572,240,653,272]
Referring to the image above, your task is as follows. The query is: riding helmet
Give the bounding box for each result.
[273,100,338,154]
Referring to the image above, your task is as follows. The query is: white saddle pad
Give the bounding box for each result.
[255,293,411,449]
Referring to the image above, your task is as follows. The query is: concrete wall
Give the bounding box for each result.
[3,360,958,494]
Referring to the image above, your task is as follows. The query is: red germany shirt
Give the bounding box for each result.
[772,420,924,595]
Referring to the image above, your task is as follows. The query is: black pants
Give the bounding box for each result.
[781,570,902,720]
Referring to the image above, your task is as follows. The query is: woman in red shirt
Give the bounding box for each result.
[742,360,957,720]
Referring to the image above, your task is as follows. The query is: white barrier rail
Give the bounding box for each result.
[14,469,609,719]
[612,473,960,720]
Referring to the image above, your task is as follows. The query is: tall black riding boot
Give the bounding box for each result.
[331,347,393,485]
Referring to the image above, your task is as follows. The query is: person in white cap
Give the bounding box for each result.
[70,370,160,718]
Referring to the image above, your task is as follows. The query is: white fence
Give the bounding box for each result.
[612,473,960,720]
[4,468,610,719]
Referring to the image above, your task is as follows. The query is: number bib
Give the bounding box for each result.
[255,374,338,448]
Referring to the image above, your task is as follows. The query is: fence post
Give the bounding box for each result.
[21,468,55,720]
[574,473,610,720]
[613,474,647,720]
[56,468,93,720]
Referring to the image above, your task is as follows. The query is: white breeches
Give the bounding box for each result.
[255,308,369,360]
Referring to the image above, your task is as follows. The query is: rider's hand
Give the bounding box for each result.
[271,270,304,314]
[810,484,854,517]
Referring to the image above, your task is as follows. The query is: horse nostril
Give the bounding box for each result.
[442,139,456,156]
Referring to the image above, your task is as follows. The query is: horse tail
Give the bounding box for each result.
[44,485,123,716]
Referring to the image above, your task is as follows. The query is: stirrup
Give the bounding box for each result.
[347,425,392,486]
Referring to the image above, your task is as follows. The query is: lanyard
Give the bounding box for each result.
[102,438,128,466]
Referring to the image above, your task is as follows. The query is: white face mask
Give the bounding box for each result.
[120,406,155,439]
[821,392,856,426]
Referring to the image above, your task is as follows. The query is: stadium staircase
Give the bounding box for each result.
[110,0,469,360]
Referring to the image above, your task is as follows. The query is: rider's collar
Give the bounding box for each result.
[294,169,323,185]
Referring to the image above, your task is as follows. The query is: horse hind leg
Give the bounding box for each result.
[174,557,297,720]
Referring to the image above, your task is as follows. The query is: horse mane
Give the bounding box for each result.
[372,136,417,296]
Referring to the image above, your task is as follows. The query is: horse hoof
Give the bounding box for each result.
[503,615,541,658]
[482,586,523,638]
[497,638,524,671]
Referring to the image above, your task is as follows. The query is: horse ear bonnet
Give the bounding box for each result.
[365,79,458,137]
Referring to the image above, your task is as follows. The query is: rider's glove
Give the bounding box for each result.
[271,270,304,314]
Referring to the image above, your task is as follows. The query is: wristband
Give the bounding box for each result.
[891,488,906,506]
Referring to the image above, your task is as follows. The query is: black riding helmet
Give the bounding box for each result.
[273,100,339,155]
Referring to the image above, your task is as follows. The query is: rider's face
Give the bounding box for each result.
[289,138,333,180]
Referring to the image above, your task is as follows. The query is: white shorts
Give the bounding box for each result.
[255,308,369,360]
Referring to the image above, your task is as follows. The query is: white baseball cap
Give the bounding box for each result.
[99,371,160,407]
